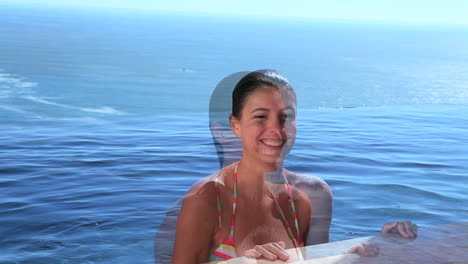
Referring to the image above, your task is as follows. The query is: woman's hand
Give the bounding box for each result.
[345,242,380,257]
[244,241,290,261]
[381,220,417,238]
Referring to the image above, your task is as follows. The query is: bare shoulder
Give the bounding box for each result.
[284,171,332,197]
[180,165,234,210]
[173,170,226,263]
[282,171,332,245]
[181,171,221,208]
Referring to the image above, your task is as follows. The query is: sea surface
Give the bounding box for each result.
[1,5,467,264]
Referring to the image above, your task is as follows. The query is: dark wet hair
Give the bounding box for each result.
[232,69,296,119]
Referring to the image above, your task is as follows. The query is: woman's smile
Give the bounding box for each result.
[260,139,283,147]
[259,138,285,156]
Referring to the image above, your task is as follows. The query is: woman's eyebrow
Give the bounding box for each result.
[250,108,270,113]
[250,106,295,114]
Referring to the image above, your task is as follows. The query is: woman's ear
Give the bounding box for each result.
[229,115,241,137]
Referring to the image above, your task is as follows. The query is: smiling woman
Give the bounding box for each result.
[169,70,417,264]
[171,70,316,263]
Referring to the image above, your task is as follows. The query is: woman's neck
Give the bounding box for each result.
[236,157,285,202]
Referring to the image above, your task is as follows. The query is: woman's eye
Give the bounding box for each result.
[254,115,266,119]
[281,113,295,119]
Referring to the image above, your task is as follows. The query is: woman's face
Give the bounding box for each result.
[230,86,296,168]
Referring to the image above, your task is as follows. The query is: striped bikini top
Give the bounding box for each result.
[209,163,304,262]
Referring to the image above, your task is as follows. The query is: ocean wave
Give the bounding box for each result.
[0,70,42,119]
[80,106,126,115]
[373,183,461,202]
[0,69,126,118]
[0,104,43,118]
[22,95,127,115]
[0,70,37,99]
[0,71,37,89]
[0,104,29,114]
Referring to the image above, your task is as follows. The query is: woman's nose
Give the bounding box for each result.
[266,117,284,134]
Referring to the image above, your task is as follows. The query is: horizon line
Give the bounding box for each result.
[2,3,468,28]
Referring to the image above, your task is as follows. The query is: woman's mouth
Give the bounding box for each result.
[261,139,283,147]
[259,139,285,156]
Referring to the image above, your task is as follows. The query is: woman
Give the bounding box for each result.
[171,70,416,263]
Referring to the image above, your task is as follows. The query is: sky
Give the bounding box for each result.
[3,0,468,25]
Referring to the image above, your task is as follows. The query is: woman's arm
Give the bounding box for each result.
[172,186,217,264]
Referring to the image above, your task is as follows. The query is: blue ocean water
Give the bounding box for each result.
[1,5,467,264]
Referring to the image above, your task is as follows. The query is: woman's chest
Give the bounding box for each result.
[231,207,297,255]
[235,220,296,255]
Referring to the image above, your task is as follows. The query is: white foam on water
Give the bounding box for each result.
[21,95,55,105]
[0,104,43,118]
[0,69,127,118]
[0,69,37,114]
[0,104,29,114]
[0,73,37,89]
[79,106,126,115]
[22,95,127,115]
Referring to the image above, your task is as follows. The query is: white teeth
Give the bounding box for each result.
[262,140,282,147]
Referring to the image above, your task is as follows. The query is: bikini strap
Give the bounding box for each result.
[268,176,303,247]
[230,163,239,236]
[284,182,303,246]
[214,178,223,242]
[214,163,239,243]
